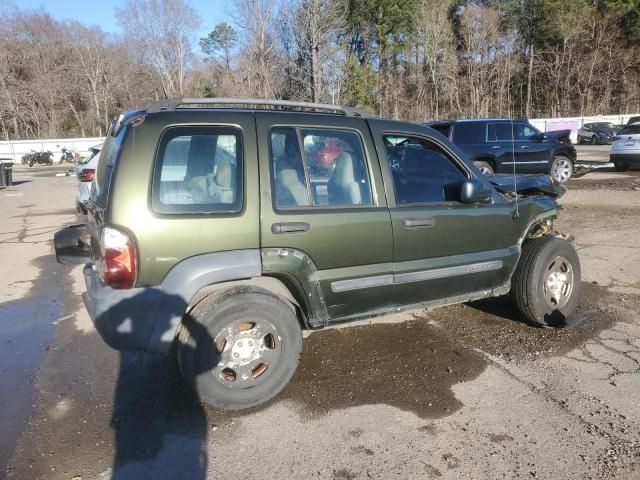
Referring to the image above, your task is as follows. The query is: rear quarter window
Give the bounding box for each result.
[453,123,485,144]
[151,126,243,214]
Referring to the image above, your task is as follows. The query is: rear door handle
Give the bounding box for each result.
[492,145,501,149]
[403,218,435,229]
[521,145,529,149]
[271,222,310,234]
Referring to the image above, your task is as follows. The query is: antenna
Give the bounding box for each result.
[510,119,520,219]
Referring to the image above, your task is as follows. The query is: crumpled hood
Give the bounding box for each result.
[488,174,566,198]
[545,129,572,144]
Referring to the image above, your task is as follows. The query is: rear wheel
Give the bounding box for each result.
[511,236,581,327]
[177,288,302,410]
[474,160,494,175]
[550,155,573,183]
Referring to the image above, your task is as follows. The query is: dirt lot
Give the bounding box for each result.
[1,151,640,479]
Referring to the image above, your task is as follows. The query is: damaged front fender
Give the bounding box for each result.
[488,174,566,199]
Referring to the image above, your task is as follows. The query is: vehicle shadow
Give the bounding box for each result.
[100,292,214,480]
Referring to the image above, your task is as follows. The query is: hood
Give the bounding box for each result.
[545,129,572,144]
[488,174,565,198]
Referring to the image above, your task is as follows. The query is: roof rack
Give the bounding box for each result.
[146,97,371,117]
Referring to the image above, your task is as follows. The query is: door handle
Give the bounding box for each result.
[520,145,529,149]
[403,218,435,229]
[271,222,310,234]
[492,145,501,149]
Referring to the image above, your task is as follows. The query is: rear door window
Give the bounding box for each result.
[429,124,451,138]
[152,126,242,214]
[269,127,373,208]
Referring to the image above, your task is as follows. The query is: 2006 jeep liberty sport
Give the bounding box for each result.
[55,98,581,410]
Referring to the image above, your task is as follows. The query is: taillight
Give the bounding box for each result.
[99,227,137,289]
[78,169,95,182]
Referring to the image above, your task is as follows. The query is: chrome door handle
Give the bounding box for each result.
[271,222,310,234]
[403,218,435,229]
[521,145,529,149]
[492,145,501,149]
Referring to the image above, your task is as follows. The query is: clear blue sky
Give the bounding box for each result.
[13,0,231,38]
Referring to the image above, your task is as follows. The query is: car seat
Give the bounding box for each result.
[328,152,362,205]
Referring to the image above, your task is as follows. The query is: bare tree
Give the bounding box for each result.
[116,0,201,97]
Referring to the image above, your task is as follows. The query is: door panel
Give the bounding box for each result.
[368,119,521,306]
[256,113,395,319]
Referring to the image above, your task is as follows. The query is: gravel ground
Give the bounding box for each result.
[1,161,640,480]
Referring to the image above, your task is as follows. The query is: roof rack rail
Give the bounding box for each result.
[146,97,371,117]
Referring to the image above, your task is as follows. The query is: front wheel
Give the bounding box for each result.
[511,236,581,327]
[177,288,303,410]
[550,156,573,183]
[614,160,628,172]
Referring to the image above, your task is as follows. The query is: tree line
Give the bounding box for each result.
[1,0,639,140]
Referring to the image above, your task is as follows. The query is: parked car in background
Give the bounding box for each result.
[426,119,577,183]
[75,144,101,213]
[626,116,640,126]
[610,122,640,171]
[577,122,618,144]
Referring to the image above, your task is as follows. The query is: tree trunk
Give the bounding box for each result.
[526,43,534,118]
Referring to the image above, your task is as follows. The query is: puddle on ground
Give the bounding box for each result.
[206,282,619,421]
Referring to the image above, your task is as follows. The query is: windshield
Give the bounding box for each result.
[592,122,615,129]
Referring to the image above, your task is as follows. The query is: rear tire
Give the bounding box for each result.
[511,237,581,327]
[474,160,494,175]
[177,288,302,410]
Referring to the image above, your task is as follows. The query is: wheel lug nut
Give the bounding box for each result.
[238,341,243,347]
[233,353,239,358]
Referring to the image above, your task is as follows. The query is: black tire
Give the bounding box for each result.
[474,160,494,175]
[511,236,581,327]
[177,288,302,410]
[591,135,597,145]
[614,160,628,172]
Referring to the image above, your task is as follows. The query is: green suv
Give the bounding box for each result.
[55,98,581,410]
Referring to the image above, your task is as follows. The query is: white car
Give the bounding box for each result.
[75,144,101,213]
[611,123,640,172]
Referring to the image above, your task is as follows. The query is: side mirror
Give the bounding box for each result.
[459,179,492,204]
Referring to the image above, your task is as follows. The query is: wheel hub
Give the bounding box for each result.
[213,321,280,388]
[229,335,262,366]
[543,256,574,309]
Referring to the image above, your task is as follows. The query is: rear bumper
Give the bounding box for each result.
[610,153,640,167]
[82,265,165,352]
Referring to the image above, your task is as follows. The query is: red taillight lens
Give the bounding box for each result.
[99,227,137,289]
[79,169,95,182]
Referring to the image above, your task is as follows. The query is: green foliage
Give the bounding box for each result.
[601,0,640,42]
[200,22,238,62]
[341,56,377,111]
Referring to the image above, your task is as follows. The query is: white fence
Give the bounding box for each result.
[0,137,104,164]
[0,112,638,162]
[530,114,639,144]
